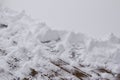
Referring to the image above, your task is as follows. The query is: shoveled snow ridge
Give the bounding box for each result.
[0,7,120,80]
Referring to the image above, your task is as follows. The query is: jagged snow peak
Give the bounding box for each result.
[0,7,120,80]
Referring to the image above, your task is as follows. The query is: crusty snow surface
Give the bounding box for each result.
[0,7,120,80]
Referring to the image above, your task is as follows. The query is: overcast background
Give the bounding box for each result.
[1,0,120,38]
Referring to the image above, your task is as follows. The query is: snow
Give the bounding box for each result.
[0,7,120,80]
[39,29,60,43]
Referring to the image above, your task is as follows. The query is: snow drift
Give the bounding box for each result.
[0,7,120,80]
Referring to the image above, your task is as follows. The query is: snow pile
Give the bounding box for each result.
[0,7,120,80]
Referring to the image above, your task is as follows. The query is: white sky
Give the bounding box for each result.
[1,0,120,38]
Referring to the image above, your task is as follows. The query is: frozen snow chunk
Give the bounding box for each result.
[88,39,114,51]
[9,10,26,22]
[39,29,60,43]
[67,32,86,45]
[57,44,65,53]
[109,33,120,44]
[34,22,48,34]
[112,49,120,64]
